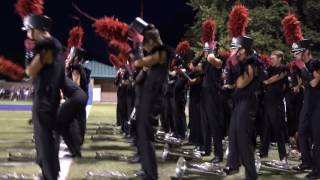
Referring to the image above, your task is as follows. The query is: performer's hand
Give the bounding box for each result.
[128,30,144,43]
[170,70,177,77]
[142,66,149,71]
[223,84,234,89]
[188,78,197,84]
[24,39,35,51]
[292,86,300,94]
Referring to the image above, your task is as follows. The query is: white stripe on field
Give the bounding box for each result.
[58,143,72,180]
[57,105,92,180]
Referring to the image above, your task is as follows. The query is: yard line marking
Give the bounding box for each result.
[58,143,72,180]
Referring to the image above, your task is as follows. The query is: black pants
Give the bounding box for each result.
[227,98,257,180]
[33,102,60,180]
[174,90,187,138]
[299,96,320,172]
[188,90,203,146]
[162,85,175,133]
[260,98,287,160]
[310,108,320,174]
[57,91,87,154]
[285,91,303,137]
[201,87,223,158]
[117,86,128,133]
[221,90,232,138]
[136,90,159,180]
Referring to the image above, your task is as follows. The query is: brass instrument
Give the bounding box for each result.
[175,157,226,178]
[162,144,202,161]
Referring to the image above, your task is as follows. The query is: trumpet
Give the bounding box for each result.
[175,157,226,178]
[162,144,202,161]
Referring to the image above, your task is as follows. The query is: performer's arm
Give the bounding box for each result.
[134,51,165,67]
[207,53,222,68]
[25,54,43,77]
[310,70,320,87]
[236,65,254,88]
[25,49,54,77]
[263,72,287,85]
[189,76,202,85]
[72,70,81,86]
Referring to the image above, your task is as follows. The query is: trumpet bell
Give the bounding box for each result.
[176,157,187,178]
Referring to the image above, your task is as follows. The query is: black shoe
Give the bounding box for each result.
[128,155,140,164]
[258,152,268,159]
[293,163,312,171]
[305,171,320,179]
[64,151,82,158]
[224,166,239,175]
[211,156,223,164]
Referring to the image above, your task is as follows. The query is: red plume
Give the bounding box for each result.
[281,13,304,45]
[93,17,129,43]
[67,26,84,49]
[15,0,44,19]
[0,56,25,80]
[201,19,216,43]
[260,54,272,65]
[109,54,125,69]
[108,40,132,56]
[176,40,190,56]
[227,4,250,38]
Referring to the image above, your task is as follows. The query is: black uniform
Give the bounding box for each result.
[173,75,187,139]
[57,77,87,156]
[227,55,261,180]
[66,64,90,143]
[200,60,223,158]
[298,59,320,173]
[162,73,176,133]
[188,72,204,146]
[136,45,172,180]
[115,69,129,133]
[259,66,287,160]
[286,66,303,138]
[32,37,65,180]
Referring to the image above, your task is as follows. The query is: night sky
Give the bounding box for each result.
[0,0,195,69]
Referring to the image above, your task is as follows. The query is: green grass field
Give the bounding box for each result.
[0,102,309,179]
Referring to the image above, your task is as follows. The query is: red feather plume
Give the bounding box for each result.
[260,54,272,65]
[67,26,84,49]
[15,0,44,19]
[227,4,250,38]
[109,54,125,69]
[93,17,129,43]
[0,56,25,80]
[281,14,304,45]
[108,40,132,56]
[201,19,216,43]
[176,41,190,56]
